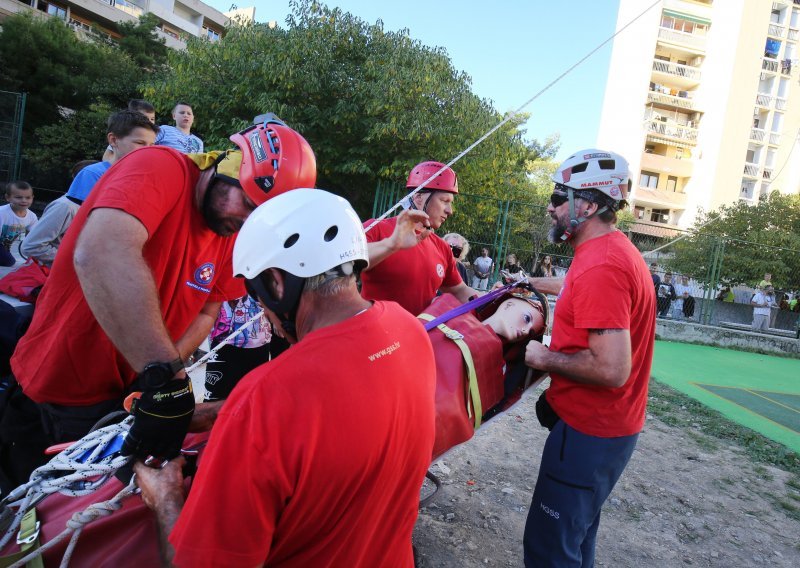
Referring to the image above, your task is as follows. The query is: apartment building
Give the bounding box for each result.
[0,0,244,49]
[597,0,800,234]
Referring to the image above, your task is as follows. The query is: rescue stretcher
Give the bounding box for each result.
[0,290,550,566]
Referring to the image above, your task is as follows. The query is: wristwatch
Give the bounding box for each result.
[139,358,184,390]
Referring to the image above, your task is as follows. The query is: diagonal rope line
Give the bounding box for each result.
[364,0,662,233]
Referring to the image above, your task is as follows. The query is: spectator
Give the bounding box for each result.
[672,275,691,320]
[656,271,677,317]
[21,111,158,266]
[360,161,479,315]
[472,247,494,291]
[135,189,436,567]
[758,272,773,290]
[443,232,470,284]
[751,285,777,331]
[0,181,37,268]
[717,286,735,302]
[789,292,799,312]
[102,99,156,162]
[1,118,316,488]
[155,102,204,154]
[532,254,555,278]
[522,148,655,566]
[649,262,661,288]
[502,253,525,284]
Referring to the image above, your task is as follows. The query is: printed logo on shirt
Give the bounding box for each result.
[186,262,215,293]
[368,341,401,362]
[436,263,445,278]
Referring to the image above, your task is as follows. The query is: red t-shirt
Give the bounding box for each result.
[170,301,436,568]
[360,217,462,315]
[546,230,655,437]
[11,147,244,405]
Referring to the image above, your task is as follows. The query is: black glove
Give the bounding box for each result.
[121,378,195,460]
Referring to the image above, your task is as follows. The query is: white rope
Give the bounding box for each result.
[185,310,263,373]
[364,0,662,234]
[0,419,133,554]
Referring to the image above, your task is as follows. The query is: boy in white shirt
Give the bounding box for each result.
[0,181,37,267]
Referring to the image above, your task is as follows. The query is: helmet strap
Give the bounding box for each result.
[560,188,609,241]
[246,270,307,338]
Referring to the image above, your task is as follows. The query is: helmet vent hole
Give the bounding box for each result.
[323,225,338,242]
[284,233,300,248]
[599,159,615,170]
[572,162,588,173]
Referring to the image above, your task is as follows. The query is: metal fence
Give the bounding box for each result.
[372,182,800,336]
[0,90,26,184]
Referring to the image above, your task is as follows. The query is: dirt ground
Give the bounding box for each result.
[412,380,800,567]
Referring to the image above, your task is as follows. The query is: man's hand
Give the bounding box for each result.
[188,400,224,432]
[122,378,195,460]
[391,209,432,249]
[134,457,186,512]
[525,341,551,370]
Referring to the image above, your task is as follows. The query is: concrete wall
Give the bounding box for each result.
[690,298,799,330]
[656,319,800,357]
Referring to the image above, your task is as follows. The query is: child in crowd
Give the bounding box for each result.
[0,181,37,267]
[155,102,204,153]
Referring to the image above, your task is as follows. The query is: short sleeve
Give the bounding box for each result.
[570,265,632,330]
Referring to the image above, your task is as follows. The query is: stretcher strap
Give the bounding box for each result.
[0,508,43,568]
[418,314,482,429]
[422,285,514,331]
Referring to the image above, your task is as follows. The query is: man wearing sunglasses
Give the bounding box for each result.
[1,118,316,488]
[522,149,656,567]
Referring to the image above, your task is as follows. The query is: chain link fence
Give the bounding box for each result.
[372,183,800,336]
[0,90,25,185]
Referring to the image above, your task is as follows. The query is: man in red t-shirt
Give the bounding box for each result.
[522,149,656,567]
[134,189,436,567]
[360,160,480,315]
[0,117,316,488]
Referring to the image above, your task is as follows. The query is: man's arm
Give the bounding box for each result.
[525,328,632,388]
[134,459,185,567]
[364,210,430,270]
[175,301,221,361]
[20,202,72,265]
[526,276,565,296]
[74,208,180,371]
[440,280,481,303]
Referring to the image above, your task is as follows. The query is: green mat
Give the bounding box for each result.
[651,341,800,453]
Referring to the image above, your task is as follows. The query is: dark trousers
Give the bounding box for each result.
[0,377,121,493]
[523,421,638,568]
[204,343,270,402]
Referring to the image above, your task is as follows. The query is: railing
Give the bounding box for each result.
[657,27,707,51]
[788,28,799,41]
[743,163,760,178]
[775,96,788,110]
[769,131,782,145]
[740,182,756,200]
[96,0,144,17]
[646,90,696,110]
[750,127,766,143]
[755,93,773,107]
[644,118,699,144]
[763,167,774,180]
[768,23,787,38]
[652,59,701,81]
[762,58,779,73]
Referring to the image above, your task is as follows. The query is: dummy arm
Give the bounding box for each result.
[74,208,182,372]
[364,209,431,270]
[524,328,632,388]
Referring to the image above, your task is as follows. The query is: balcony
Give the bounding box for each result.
[646,90,696,111]
[750,127,766,143]
[651,59,701,84]
[657,27,707,52]
[96,0,144,18]
[769,131,782,145]
[763,166,774,180]
[775,96,788,110]
[640,151,694,178]
[788,28,799,41]
[743,163,760,178]
[755,93,773,107]
[644,119,699,146]
[762,58,779,73]
[768,23,787,38]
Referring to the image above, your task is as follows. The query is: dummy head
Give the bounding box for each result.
[480,291,546,343]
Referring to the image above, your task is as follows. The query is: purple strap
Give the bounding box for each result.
[422,284,516,331]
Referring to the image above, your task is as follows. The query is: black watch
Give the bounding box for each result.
[139,358,184,390]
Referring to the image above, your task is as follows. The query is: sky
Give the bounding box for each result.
[204,0,622,160]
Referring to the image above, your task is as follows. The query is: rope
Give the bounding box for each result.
[185,311,263,373]
[363,0,662,234]
[0,419,133,554]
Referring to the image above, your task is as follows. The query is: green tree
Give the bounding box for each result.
[143,0,553,215]
[115,13,169,70]
[669,192,800,287]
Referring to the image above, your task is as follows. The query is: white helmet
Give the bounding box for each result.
[552,149,629,203]
[233,188,369,280]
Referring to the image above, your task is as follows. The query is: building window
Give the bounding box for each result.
[38,1,67,19]
[666,176,678,192]
[203,27,221,41]
[639,171,659,189]
[650,209,670,223]
[634,206,645,220]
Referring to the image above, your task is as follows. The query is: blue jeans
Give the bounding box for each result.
[523,420,638,567]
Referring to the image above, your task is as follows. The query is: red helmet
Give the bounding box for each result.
[406,161,458,193]
[229,118,317,205]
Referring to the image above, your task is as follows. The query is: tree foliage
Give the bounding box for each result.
[115,13,169,70]
[668,192,800,288]
[143,0,557,215]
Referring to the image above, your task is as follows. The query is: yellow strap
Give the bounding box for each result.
[0,508,44,568]
[419,314,482,429]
